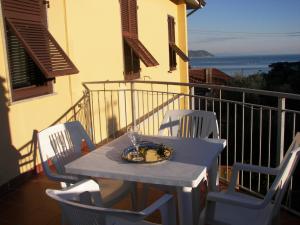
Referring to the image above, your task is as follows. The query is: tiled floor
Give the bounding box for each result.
[0,174,299,225]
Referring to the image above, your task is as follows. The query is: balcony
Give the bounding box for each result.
[1,80,300,224]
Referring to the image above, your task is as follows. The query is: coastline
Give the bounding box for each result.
[190,54,300,76]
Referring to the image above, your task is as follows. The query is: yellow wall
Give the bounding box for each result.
[0,0,74,184]
[0,0,189,185]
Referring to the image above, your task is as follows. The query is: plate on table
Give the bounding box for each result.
[122,142,173,163]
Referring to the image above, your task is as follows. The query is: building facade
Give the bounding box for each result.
[0,0,202,187]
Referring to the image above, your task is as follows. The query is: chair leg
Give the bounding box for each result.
[198,207,207,225]
[160,197,177,225]
[193,187,201,224]
[272,212,281,225]
[61,213,67,225]
[199,201,217,225]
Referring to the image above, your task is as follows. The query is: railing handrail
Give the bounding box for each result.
[81,79,300,216]
[82,80,300,101]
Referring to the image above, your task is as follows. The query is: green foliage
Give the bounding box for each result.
[228,73,266,90]
[264,62,300,94]
[227,61,300,94]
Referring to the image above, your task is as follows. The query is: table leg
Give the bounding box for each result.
[192,186,201,225]
[208,160,219,191]
[177,187,193,225]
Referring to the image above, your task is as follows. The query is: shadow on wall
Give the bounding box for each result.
[0,79,91,190]
[0,77,21,187]
[106,101,118,138]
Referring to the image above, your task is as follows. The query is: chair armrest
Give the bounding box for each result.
[232,163,279,175]
[141,194,173,215]
[141,194,176,225]
[59,179,99,193]
[47,185,174,225]
[41,160,81,185]
[228,163,279,192]
[47,171,81,184]
[55,179,103,206]
[206,192,265,209]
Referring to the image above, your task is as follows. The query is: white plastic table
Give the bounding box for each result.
[65,135,226,225]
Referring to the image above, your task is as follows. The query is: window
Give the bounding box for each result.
[123,40,140,79]
[168,16,189,71]
[2,0,78,101]
[120,0,158,79]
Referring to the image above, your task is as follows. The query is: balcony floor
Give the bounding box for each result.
[0,174,299,225]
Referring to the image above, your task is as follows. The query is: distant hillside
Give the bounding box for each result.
[189,50,214,58]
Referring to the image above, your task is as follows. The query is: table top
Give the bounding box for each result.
[65,135,226,188]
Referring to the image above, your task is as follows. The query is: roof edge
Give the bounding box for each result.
[186,0,206,9]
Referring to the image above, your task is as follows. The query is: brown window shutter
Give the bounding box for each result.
[168,16,175,44]
[2,0,79,79]
[168,15,176,70]
[129,0,138,38]
[120,0,130,36]
[170,43,189,62]
[124,37,158,67]
[120,0,158,69]
[167,15,189,64]
[121,0,138,38]
[6,26,47,89]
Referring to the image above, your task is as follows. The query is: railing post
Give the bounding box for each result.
[241,92,245,186]
[277,97,285,165]
[190,86,195,110]
[219,89,222,137]
[85,89,94,143]
[130,82,136,126]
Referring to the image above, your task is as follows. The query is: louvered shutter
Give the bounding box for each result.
[168,16,175,44]
[121,0,130,37]
[168,16,176,69]
[124,38,158,67]
[6,26,46,89]
[120,0,158,67]
[168,15,189,63]
[170,44,189,62]
[129,0,138,38]
[2,0,79,79]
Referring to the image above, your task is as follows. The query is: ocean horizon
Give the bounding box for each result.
[190,54,300,76]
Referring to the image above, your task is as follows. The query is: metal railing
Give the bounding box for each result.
[82,80,300,215]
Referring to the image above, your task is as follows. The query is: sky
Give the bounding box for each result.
[187,0,300,56]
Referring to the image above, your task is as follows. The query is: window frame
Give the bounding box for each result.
[2,0,78,101]
[167,15,189,72]
[123,39,140,80]
[3,1,52,101]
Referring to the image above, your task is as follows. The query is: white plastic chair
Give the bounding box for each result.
[199,132,300,225]
[158,110,219,139]
[142,110,220,207]
[38,121,137,208]
[46,179,177,225]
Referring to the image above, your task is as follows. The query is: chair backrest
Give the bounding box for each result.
[46,188,144,225]
[264,132,300,217]
[38,121,95,175]
[158,110,219,139]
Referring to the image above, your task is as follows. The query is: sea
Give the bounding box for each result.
[190,54,300,76]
